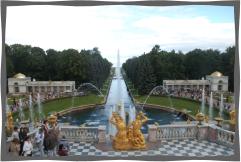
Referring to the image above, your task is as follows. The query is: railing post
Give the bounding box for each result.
[208,125,218,143]
[98,125,106,143]
[148,125,157,142]
[197,124,209,140]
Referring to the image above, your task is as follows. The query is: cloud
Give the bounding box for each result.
[6,5,235,66]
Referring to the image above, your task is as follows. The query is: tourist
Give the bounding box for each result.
[9,138,20,156]
[22,136,33,156]
[58,136,69,151]
[11,126,19,140]
[35,128,44,157]
[42,120,49,136]
[19,127,27,156]
[42,119,49,153]
[57,144,68,156]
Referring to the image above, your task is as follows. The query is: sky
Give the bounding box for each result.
[5,5,235,66]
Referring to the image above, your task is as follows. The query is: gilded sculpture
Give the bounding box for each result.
[110,112,131,150]
[110,111,148,150]
[7,111,14,133]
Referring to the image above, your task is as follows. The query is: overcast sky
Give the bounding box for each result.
[6,5,235,66]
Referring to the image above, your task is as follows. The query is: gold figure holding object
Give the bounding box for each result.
[110,112,131,150]
[229,109,236,131]
[47,114,57,127]
[229,109,236,125]
[110,111,148,150]
[7,111,14,133]
[130,111,148,149]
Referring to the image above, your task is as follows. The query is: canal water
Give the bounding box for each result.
[58,72,185,134]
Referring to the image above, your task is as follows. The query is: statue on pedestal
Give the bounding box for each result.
[110,112,131,150]
[110,111,148,150]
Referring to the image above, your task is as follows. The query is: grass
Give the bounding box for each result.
[136,95,229,120]
[7,95,27,105]
[11,75,113,121]
[12,94,104,121]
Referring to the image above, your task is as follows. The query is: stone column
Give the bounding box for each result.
[197,124,209,140]
[98,125,106,143]
[148,125,157,142]
[208,125,217,143]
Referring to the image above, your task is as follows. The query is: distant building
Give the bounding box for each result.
[8,73,75,95]
[163,71,229,92]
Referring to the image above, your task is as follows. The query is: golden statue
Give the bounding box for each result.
[7,111,14,133]
[110,111,148,150]
[229,109,236,125]
[131,111,148,149]
[110,112,131,150]
[205,115,209,123]
[47,114,57,127]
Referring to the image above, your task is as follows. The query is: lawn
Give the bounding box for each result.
[12,94,104,121]
[135,95,229,120]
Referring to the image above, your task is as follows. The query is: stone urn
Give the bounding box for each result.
[196,112,205,125]
[214,116,223,127]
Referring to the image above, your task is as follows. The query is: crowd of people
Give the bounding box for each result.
[152,88,234,112]
[8,120,70,157]
[8,92,70,113]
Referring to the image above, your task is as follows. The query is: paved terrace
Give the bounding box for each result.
[31,123,235,157]
[32,139,233,157]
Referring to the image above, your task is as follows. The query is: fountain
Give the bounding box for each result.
[77,83,104,97]
[128,105,136,125]
[37,93,44,121]
[219,93,224,118]
[141,85,172,110]
[118,101,126,124]
[18,99,25,121]
[201,88,205,114]
[28,94,34,130]
[209,91,213,120]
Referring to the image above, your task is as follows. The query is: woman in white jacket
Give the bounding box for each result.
[23,136,33,156]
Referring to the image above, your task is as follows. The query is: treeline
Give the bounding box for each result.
[6,44,112,88]
[122,45,235,95]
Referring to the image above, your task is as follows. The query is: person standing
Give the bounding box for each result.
[9,138,20,156]
[18,127,27,156]
[58,136,69,152]
[22,136,33,156]
[42,120,49,153]
[35,128,44,157]
[11,126,19,140]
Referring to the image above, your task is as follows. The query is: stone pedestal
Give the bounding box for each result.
[208,125,218,142]
[148,125,157,142]
[98,125,106,143]
[197,124,209,140]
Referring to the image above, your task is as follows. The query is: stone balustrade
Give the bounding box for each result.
[156,124,197,140]
[148,123,235,148]
[59,125,106,143]
[215,126,235,148]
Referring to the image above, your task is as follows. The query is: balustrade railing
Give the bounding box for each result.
[216,127,235,148]
[156,124,197,140]
[60,126,99,142]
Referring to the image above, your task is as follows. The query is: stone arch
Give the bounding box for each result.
[14,82,19,93]
[218,80,223,91]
